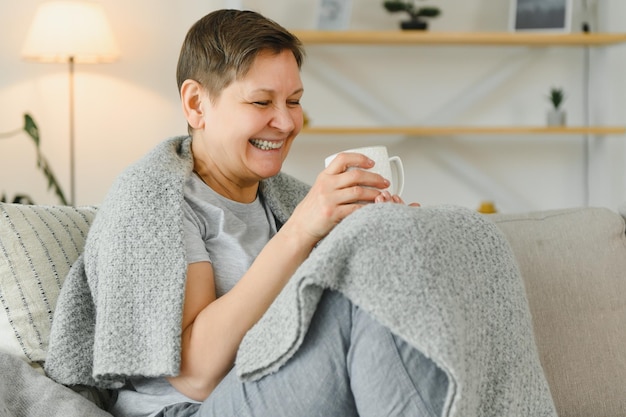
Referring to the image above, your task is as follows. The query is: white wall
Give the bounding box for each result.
[1,0,625,212]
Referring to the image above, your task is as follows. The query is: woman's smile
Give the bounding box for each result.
[249,138,285,151]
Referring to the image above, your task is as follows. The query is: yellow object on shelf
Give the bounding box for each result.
[477,201,497,214]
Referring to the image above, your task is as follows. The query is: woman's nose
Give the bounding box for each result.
[270,106,295,132]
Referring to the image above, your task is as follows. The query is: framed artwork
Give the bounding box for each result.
[510,0,572,32]
[316,0,352,30]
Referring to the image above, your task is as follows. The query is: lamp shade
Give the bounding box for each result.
[22,1,120,63]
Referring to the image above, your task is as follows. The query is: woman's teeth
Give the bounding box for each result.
[250,139,283,150]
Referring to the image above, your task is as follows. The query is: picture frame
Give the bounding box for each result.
[316,0,352,30]
[509,0,572,33]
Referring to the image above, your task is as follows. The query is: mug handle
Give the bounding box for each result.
[389,156,404,196]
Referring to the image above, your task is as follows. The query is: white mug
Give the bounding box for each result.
[324,146,404,196]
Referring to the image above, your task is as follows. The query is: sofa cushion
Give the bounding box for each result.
[490,207,626,417]
[0,203,96,365]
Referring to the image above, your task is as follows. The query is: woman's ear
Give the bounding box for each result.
[181,80,206,130]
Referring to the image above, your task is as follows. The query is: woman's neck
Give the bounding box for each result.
[192,158,259,204]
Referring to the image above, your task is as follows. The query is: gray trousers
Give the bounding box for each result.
[158,290,448,417]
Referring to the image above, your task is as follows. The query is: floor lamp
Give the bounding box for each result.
[22,1,120,205]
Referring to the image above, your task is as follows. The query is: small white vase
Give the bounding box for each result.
[547,109,566,126]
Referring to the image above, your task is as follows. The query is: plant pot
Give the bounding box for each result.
[547,109,566,126]
[400,19,428,30]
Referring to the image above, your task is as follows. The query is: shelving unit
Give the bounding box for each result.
[292,31,626,46]
[302,126,626,136]
[293,31,626,137]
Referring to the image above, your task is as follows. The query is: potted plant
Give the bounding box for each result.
[0,114,68,204]
[547,87,566,126]
[383,0,441,30]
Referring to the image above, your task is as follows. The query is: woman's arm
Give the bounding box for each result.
[167,226,314,400]
[168,152,393,400]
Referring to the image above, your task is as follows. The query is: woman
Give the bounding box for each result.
[139,8,441,416]
[46,8,556,417]
[118,8,442,416]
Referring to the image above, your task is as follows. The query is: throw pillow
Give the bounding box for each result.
[0,203,97,365]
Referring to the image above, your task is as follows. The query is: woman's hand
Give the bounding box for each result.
[374,190,421,207]
[284,152,392,246]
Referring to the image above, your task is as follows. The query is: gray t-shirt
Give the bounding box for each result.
[183,173,278,296]
[111,173,278,417]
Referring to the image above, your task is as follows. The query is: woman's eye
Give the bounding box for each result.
[251,100,300,107]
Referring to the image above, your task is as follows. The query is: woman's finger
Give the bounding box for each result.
[324,152,374,175]
[374,191,392,204]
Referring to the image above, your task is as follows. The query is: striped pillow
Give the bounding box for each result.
[0,203,97,365]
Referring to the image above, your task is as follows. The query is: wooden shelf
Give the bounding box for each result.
[292,31,626,46]
[301,126,626,136]
[295,31,626,138]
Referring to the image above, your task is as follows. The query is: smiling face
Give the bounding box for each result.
[186,49,304,202]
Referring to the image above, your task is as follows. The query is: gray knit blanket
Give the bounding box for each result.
[0,352,111,417]
[46,136,556,416]
[237,202,557,416]
[45,136,307,388]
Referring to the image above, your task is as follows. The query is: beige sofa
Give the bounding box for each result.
[0,202,625,416]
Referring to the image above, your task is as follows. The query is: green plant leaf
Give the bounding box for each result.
[417,7,441,18]
[383,1,411,13]
[383,1,441,20]
[2,114,68,205]
[23,114,40,146]
[20,113,68,205]
[547,87,565,109]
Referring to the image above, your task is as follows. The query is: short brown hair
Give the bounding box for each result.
[176,9,304,101]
